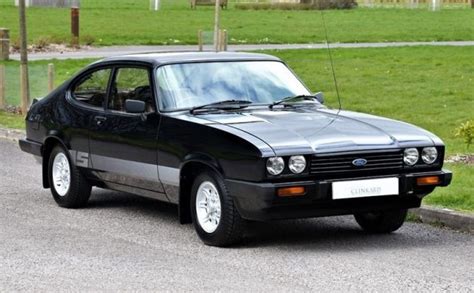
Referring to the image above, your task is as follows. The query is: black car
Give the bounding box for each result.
[19,52,452,246]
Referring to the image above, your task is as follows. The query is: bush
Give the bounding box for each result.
[235,0,357,10]
[81,35,96,46]
[35,36,53,49]
[10,37,21,51]
[301,0,357,9]
[33,35,63,49]
[455,120,474,150]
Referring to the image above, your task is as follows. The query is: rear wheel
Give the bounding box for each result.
[354,209,407,233]
[190,171,244,247]
[48,146,91,208]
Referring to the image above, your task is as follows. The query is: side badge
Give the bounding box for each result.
[76,151,89,168]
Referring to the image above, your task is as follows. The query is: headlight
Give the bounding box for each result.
[404,148,419,166]
[289,155,306,174]
[266,157,284,175]
[422,147,438,164]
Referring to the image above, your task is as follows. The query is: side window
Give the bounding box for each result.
[72,68,111,108]
[109,68,154,113]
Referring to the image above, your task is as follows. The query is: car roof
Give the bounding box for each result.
[99,51,281,66]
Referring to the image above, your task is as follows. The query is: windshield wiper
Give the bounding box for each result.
[270,94,319,109]
[190,99,252,114]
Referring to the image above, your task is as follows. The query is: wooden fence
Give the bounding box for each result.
[233,0,470,4]
[358,0,470,6]
[0,64,55,110]
[14,0,80,8]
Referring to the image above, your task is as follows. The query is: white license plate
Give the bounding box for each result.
[332,177,399,200]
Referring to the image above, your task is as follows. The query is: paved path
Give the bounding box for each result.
[1,138,473,291]
[10,41,474,61]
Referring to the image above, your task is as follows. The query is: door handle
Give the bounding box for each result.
[94,116,107,126]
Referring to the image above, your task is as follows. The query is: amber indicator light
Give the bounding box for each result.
[277,186,306,197]
[417,176,440,186]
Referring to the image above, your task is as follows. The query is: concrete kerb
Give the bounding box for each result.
[410,206,474,234]
[0,127,24,142]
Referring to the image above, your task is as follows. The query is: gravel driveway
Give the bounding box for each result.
[0,139,472,292]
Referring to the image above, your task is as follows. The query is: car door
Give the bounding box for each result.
[88,65,166,199]
[67,66,113,174]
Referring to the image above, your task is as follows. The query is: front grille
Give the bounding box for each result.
[310,150,404,179]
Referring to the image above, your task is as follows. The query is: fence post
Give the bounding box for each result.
[0,28,9,61]
[48,63,55,92]
[222,29,227,51]
[71,7,80,47]
[218,29,227,52]
[0,65,5,110]
[153,0,160,10]
[431,0,441,10]
[198,30,203,52]
[213,0,221,52]
[20,64,29,114]
[218,30,223,51]
[19,0,30,114]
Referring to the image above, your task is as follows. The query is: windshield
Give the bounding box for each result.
[156,61,311,111]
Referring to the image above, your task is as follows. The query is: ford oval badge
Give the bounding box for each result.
[352,158,367,167]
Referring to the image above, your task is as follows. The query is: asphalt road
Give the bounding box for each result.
[0,138,473,292]
[10,41,474,61]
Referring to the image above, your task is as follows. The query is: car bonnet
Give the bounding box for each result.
[190,107,439,156]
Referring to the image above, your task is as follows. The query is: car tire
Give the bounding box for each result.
[354,209,407,233]
[190,171,244,247]
[48,145,91,208]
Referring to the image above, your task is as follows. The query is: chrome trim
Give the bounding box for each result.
[52,152,71,196]
[195,180,221,233]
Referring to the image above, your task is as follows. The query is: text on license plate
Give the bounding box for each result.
[332,177,399,200]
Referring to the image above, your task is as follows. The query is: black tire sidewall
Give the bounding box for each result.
[190,171,236,246]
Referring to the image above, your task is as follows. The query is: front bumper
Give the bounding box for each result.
[226,170,452,221]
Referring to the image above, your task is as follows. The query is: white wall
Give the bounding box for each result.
[14,0,32,6]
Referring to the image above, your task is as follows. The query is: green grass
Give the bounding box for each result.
[0,0,473,46]
[424,163,474,213]
[0,110,25,129]
[0,59,95,105]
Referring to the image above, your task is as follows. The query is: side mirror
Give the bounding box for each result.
[314,92,324,104]
[125,99,146,114]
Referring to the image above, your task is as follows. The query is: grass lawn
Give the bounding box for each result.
[0,0,473,46]
[0,110,25,129]
[0,59,95,105]
[424,163,474,213]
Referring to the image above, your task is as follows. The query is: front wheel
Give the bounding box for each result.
[48,146,91,208]
[190,171,244,247]
[354,209,407,233]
